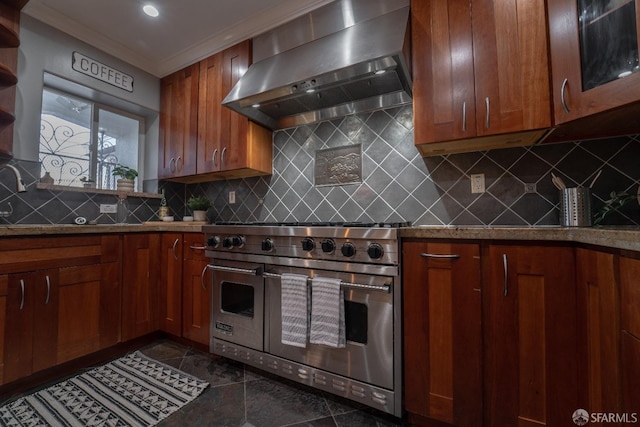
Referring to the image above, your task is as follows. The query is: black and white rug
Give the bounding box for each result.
[0,351,209,426]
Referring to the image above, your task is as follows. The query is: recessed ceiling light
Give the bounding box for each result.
[143,4,159,17]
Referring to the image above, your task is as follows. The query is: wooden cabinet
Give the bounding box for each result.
[121,233,160,341]
[0,0,26,162]
[403,241,482,427]
[160,233,183,336]
[0,275,6,384]
[160,40,272,182]
[411,0,551,156]
[181,233,210,345]
[484,244,578,427]
[4,269,58,384]
[0,235,121,385]
[158,63,199,179]
[547,0,640,126]
[619,254,640,413]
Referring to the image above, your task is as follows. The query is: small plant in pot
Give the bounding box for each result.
[112,165,138,192]
[187,195,211,222]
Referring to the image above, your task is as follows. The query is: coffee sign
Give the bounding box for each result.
[72,51,134,92]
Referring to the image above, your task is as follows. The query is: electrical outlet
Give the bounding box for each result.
[229,191,236,204]
[100,204,117,214]
[524,183,536,193]
[470,174,485,194]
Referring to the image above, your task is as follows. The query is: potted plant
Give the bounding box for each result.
[112,165,138,192]
[187,195,211,222]
[80,176,95,189]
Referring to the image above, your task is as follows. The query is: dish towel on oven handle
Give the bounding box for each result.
[281,273,309,348]
[310,276,346,348]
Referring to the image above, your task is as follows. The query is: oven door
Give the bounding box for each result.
[265,265,394,390]
[210,260,264,351]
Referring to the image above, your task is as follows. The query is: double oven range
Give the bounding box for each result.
[203,222,405,417]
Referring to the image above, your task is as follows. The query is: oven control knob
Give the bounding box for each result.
[207,236,220,248]
[261,238,274,252]
[301,237,315,252]
[341,242,356,258]
[232,236,245,248]
[222,237,234,248]
[321,239,335,253]
[367,243,384,259]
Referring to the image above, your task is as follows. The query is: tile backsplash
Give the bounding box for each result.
[3,105,640,227]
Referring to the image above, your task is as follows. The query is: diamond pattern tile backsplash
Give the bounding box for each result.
[2,105,640,226]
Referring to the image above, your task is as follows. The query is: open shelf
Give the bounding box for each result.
[0,22,19,47]
[0,106,15,125]
[0,63,17,86]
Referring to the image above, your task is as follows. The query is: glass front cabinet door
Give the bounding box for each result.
[548,0,640,123]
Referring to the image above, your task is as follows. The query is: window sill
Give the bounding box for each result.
[36,183,162,199]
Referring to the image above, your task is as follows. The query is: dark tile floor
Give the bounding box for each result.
[138,339,407,427]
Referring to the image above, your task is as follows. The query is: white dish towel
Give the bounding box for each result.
[310,276,345,348]
[280,273,309,348]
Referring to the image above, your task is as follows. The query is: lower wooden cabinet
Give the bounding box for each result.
[619,254,640,414]
[0,235,122,385]
[181,233,210,345]
[121,233,160,341]
[160,233,183,336]
[484,244,578,427]
[403,240,482,426]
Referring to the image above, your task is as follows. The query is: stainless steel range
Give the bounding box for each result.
[203,222,405,417]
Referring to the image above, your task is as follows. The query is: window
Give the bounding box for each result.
[39,88,143,191]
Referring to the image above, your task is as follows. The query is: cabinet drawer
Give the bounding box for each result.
[183,233,208,261]
[620,256,640,338]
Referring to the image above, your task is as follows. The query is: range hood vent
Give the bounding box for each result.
[222,0,412,130]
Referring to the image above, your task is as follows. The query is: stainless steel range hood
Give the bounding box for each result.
[222,0,412,130]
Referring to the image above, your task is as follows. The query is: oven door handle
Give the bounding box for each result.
[208,264,262,276]
[263,271,390,293]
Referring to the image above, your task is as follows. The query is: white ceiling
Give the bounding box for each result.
[23,0,335,78]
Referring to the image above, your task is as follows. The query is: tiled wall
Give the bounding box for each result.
[3,106,640,226]
[181,106,640,227]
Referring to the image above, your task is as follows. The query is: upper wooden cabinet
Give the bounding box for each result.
[547,0,640,128]
[160,40,272,182]
[412,0,552,156]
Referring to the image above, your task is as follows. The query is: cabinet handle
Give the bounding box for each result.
[485,97,490,129]
[190,245,207,250]
[212,148,218,167]
[19,279,25,310]
[169,157,176,172]
[462,101,467,132]
[560,78,570,114]
[45,275,51,305]
[221,147,227,167]
[177,156,183,172]
[502,253,508,296]
[172,238,180,261]
[200,265,209,290]
[420,253,461,259]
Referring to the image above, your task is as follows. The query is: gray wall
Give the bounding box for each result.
[14,15,161,179]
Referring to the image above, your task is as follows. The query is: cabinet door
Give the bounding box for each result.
[56,263,120,364]
[122,234,160,341]
[182,233,210,345]
[471,0,551,136]
[196,53,223,174]
[4,270,58,383]
[619,254,640,413]
[403,241,482,426]
[0,275,6,385]
[485,245,578,427]
[411,0,476,145]
[575,248,622,414]
[219,40,251,172]
[160,233,183,336]
[159,63,199,179]
[548,0,640,124]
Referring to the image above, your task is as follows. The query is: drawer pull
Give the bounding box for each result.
[420,253,460,259]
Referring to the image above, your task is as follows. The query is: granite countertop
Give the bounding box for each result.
[400,225,640,252]
[2,223,640,252]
